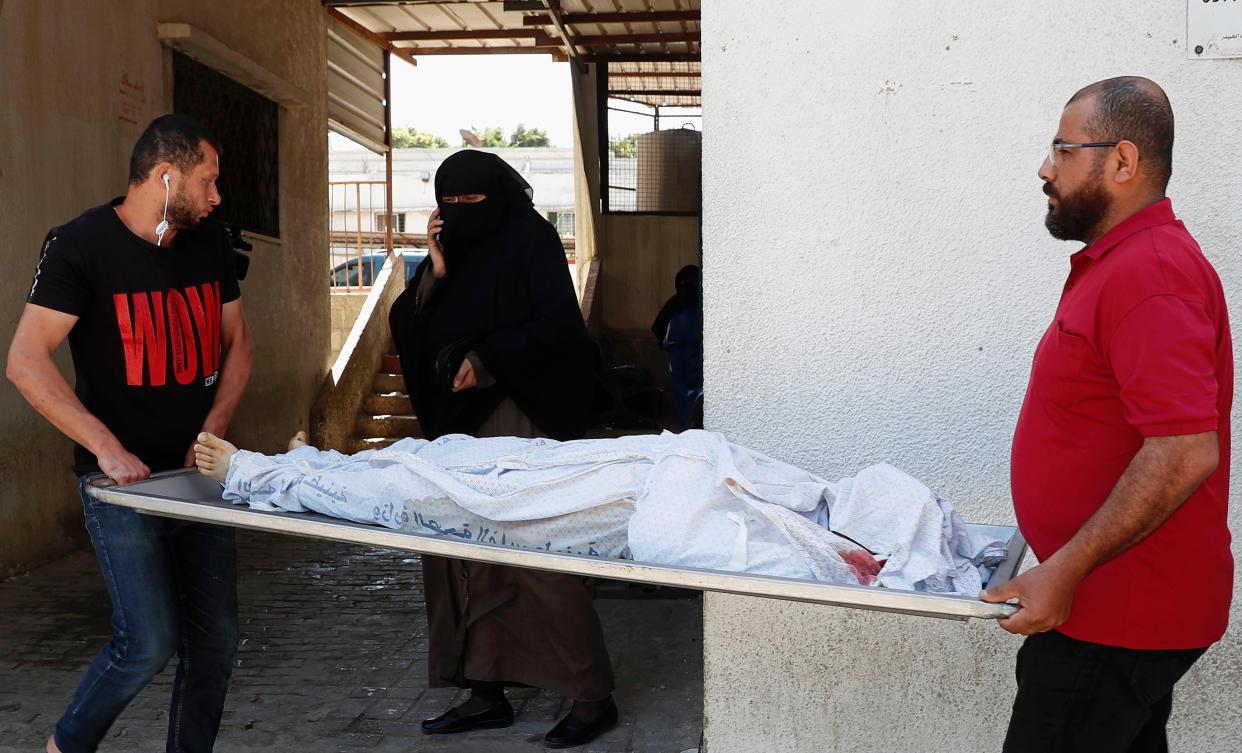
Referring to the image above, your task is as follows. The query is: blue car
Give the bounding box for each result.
[330,250,428,288]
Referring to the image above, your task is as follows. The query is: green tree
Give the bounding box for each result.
[480,127,507,147]
[462,125,552,148]
[390,126,449,149]
[609,133,640,158]
[508,123,551,147]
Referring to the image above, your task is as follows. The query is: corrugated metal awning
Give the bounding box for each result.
[322,1,701,107]
[328,15,390,154]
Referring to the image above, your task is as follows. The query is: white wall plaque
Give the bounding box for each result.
[1188,0,1242,59]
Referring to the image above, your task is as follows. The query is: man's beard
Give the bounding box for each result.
[1044,164,1111,243]
[167,186,204,230]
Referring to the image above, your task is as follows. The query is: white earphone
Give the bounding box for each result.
[155,173,170,245]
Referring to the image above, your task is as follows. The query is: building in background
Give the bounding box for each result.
[328,146,576,251]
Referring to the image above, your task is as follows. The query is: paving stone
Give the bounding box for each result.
[0,531,702,751]
[516,692,570,724]
[364,696,416,721]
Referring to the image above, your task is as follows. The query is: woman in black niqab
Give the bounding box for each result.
[388,150,617,748]
[390,149,597,442]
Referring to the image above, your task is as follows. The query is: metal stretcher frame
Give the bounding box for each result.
[86,469,1025,622]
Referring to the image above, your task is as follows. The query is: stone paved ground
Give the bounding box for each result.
[0,531,703,753]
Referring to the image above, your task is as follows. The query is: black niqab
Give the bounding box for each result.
[389,151,597,441]
[434,149,532,248]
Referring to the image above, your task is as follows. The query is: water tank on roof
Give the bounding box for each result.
[635,128,701,213]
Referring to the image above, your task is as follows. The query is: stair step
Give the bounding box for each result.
[364,392,414,416]
[381,354,402,374]
[346,436,404,454]
[373,372,405,393]
[355,413,421,438]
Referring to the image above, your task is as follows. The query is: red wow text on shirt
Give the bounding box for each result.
[112,283,222,387]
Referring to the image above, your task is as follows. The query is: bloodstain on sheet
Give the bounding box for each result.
[839,548,883,586]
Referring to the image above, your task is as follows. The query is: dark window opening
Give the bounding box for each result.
[173,51,280,238]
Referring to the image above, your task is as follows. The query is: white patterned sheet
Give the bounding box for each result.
[222,431,1002,594]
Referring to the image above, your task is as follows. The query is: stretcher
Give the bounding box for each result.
[86,469,1026,621]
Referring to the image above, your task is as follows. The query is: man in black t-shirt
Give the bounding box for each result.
[6,114,252,753]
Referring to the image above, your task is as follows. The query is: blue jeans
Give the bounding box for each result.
[55,475,239,753]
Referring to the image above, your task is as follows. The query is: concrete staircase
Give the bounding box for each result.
[346,353,420,453]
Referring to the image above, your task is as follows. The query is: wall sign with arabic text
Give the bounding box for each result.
[1188,0,1242,59]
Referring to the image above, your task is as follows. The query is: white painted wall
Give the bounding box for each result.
[700,2,1242,752]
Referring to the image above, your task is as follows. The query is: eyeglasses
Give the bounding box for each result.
[1048,141,1119,166]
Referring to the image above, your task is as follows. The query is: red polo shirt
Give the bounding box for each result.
[1011,199,1233,650]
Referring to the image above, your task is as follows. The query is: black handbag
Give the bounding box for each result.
[433,336,481,390]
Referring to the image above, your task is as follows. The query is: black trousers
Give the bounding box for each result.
[1003,630,1206,753]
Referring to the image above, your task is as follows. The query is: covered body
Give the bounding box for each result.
[222,430,1006,595]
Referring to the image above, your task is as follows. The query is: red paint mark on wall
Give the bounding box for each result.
[118,71,147,126]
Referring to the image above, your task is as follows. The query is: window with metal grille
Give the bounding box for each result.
[376,212,406,233]
[599,64,702,215]
[172,51,280,238]
[547,210,575,238]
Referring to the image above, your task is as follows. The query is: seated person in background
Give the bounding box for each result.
[651,264,703,431]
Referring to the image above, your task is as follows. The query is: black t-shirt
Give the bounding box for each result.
[26,198,241,474]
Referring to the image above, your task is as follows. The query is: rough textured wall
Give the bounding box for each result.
[0,0,329,575]
[700,2,1242,752]
[0,0,165,575]
[330,293,369,362]
[600,214,700,334]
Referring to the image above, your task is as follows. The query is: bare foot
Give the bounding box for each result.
[47,734,62,752]
[194,432,238,484]
[288,430,308,450]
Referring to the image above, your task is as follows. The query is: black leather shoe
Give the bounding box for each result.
[421,699,514,735]
[543,696,618,749]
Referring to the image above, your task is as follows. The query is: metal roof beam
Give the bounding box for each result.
[402,45,560,55]
[540,0,585,73]
[379,28,553,42]
[523,10,700,26]
[585,52,699,63]
[608,88,700,97]
[572,32,697,46]
[608,69,701,77]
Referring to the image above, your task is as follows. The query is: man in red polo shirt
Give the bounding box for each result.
[980,77,1233,752]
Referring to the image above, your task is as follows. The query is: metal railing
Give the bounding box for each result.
[328,180,391,292]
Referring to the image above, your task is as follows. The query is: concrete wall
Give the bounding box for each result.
[600,214,700,335]
[330,292,369,363]
[701,2,1242,752]
[599,214,699,393]
[0,0,329,576]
